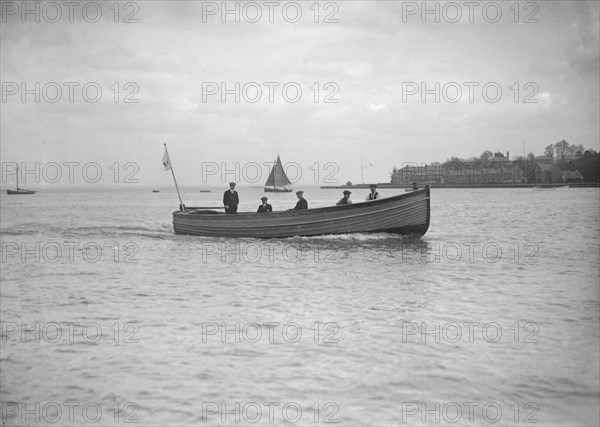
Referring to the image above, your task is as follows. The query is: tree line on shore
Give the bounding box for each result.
[434,140,599,183]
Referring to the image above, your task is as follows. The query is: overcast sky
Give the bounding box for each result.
[1,0,599,187]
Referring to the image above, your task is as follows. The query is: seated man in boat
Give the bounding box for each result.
[412,181,419,190]
[336,190,353,205]
[292,190,308,210]
[257,196,273,213]
[223,182,239,214]
[365,184,379,201]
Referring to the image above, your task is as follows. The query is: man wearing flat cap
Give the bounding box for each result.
[293,190,308,210]
[223,182,239,214]
[366,184,379,201]
[257,196,273,213]
[336,190,353,205]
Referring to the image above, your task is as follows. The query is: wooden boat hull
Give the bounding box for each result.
[264,187,292,193]
[7,189,35,195]
[173,185,430,238]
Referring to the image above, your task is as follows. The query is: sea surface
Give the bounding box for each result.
[1,186,599,426]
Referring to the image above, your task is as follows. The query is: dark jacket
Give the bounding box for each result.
[294,198,308,210]
[223,190,239,213]
[257,203,272,213]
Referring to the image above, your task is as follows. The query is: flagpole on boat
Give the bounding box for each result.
[163,143,185,212]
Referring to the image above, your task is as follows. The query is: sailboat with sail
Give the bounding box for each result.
[264,155,292,192]
[7,165,36,195]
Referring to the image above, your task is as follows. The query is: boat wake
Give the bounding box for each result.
[1,224,173,240]
[289,232,416,242]
[63,225,173,240]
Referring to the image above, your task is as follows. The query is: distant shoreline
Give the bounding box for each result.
[320,183,599,189]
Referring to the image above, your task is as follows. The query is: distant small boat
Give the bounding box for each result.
[7,165,35,195]
[153,190,160,193]
[265,187,292,193]
[264,155,292,192]
[7,189,35,195]
[199,190,211,193]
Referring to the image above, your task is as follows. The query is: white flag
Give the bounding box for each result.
[162,149,171,171]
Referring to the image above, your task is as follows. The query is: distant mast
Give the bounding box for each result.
[264,155,292,191]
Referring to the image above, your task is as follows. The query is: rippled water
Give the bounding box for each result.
[1,186,598,426]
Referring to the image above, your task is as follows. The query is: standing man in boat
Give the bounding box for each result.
[336,190,354,205]
[293,190,308,210]
[223,182,239,214]
[366,184,379,201]
[257,196,273,213]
